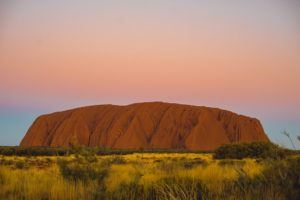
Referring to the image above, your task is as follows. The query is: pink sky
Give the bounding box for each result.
[0,0,299,147]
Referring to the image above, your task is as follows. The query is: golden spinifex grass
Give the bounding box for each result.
[0,165,96,200]
[0,153,299,200]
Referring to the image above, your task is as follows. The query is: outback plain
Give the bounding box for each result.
[0,142,299,200]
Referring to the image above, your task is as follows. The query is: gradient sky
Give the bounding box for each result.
[0,0,299,148]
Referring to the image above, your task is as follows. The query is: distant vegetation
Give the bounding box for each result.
[0,146,70,156]
[0,146,211,156]
[0,142,299,199]
[0,142,296,159]
[214,142,292,160]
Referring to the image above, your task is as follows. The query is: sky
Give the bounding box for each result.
[0,0,299,148]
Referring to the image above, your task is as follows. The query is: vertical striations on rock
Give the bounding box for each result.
[20,102,269,150]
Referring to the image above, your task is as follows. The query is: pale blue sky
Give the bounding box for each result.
[0,0,299,149]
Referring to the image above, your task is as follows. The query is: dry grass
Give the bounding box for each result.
[0,165,96,200]
[0,153,295,200]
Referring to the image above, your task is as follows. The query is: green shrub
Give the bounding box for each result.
[57,156,107,183]
[58,160,107,182]
[214,142,287,159]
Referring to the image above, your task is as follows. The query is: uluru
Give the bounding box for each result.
[20,102,269,150]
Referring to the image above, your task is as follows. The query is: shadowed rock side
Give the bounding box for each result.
[20,102,269,150]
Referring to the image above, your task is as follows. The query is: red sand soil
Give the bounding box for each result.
[20,102,269,150]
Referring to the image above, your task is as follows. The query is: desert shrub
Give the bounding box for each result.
[0,157,54,169]
[110,156,126,164]
[0,147,15,156]
[218,159,246,166]
[14,160,29,169]
[32,158,53,169]
[57,156,108,183]
[220,177,284,200]
[0,158,14,166]
[73,150,98,163]
[260,157,300,200]
[180,158,208,169]
[58,159,107,182]
[227,157,300,200]
[214,142,287,159]
[0,146,71,156]
[0,146,214,156]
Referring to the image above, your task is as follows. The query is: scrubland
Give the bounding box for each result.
[0,143,299,200]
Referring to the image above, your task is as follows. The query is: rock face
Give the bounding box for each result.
[20,102,269,150]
